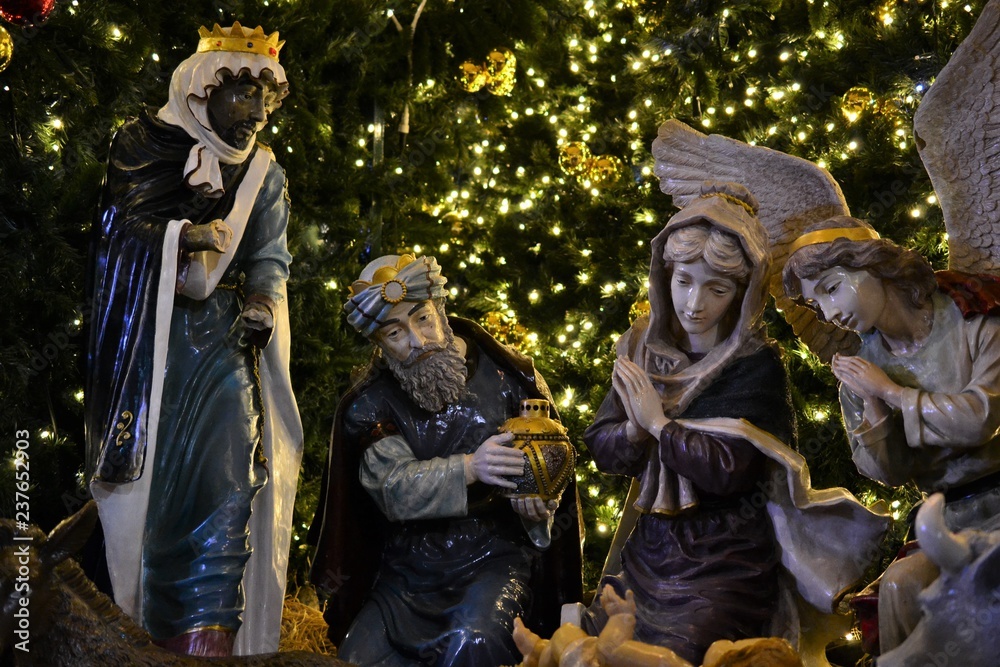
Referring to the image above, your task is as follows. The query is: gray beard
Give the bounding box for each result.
[385,337,469,412]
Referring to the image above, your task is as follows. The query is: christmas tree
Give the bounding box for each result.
[0,0,970,592]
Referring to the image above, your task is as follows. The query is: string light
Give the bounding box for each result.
[18,0,959,599]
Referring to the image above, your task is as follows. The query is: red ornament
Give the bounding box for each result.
[0,0,55,27]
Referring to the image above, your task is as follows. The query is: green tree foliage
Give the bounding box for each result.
[1,0,971,588]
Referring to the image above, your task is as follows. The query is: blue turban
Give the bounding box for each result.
[344,254,448,338]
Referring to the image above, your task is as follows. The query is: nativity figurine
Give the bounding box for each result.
[781,216,1000,651]
[84,22,302,658]
[512,584,804,667]
[308,254,583,666]
[581,182,887,664]
[650,1,1000,649]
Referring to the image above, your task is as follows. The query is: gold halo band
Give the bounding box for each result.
[788,227,881,256]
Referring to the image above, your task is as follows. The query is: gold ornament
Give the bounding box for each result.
[458,48,517,96]
[630,299,650,323]
[459,61,488,93]
[559,142,592,176]
[482,311,528,350]
[497,399,576,502]
[484,48,516,96]
[559,141,623,187]
[875,96,906,125]
[840,86,875,124]
[587,155,623,188]
[0,25,11,74]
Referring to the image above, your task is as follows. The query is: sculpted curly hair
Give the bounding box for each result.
[663,223,752,283]
[663,222,750,340]
[782,215,937,310]
[708,637,803,667]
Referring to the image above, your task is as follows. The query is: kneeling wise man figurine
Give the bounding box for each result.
[310,254,582,666]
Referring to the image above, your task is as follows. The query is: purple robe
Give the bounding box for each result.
[583,345,794,664]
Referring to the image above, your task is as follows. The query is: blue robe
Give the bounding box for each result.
[85,111,291,639]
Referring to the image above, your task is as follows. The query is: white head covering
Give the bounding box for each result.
[157,50,287,197]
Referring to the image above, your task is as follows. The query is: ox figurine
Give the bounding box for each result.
[878,494,1000,667]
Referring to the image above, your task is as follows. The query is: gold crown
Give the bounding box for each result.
[197,22,284,61]
[349,254,417,298]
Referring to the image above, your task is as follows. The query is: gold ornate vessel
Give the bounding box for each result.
[498,399,576,501]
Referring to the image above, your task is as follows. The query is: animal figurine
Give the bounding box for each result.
[878,494,1000,667]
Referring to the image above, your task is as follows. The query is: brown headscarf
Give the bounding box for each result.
[628,181,772,417]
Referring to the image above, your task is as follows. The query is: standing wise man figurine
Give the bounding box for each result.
[309,254,583,666]
[84,22,302,658]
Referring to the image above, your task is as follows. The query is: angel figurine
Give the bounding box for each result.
[582,182,887,664]
[650,0,1000,655]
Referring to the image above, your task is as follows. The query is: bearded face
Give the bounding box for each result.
[384,329,468,412]
[375,300,468,412]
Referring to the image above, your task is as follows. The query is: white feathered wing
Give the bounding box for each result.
[914,0,1000,276]
[651,119,859,361]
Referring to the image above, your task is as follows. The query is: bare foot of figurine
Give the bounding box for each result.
[512,617,548,667]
